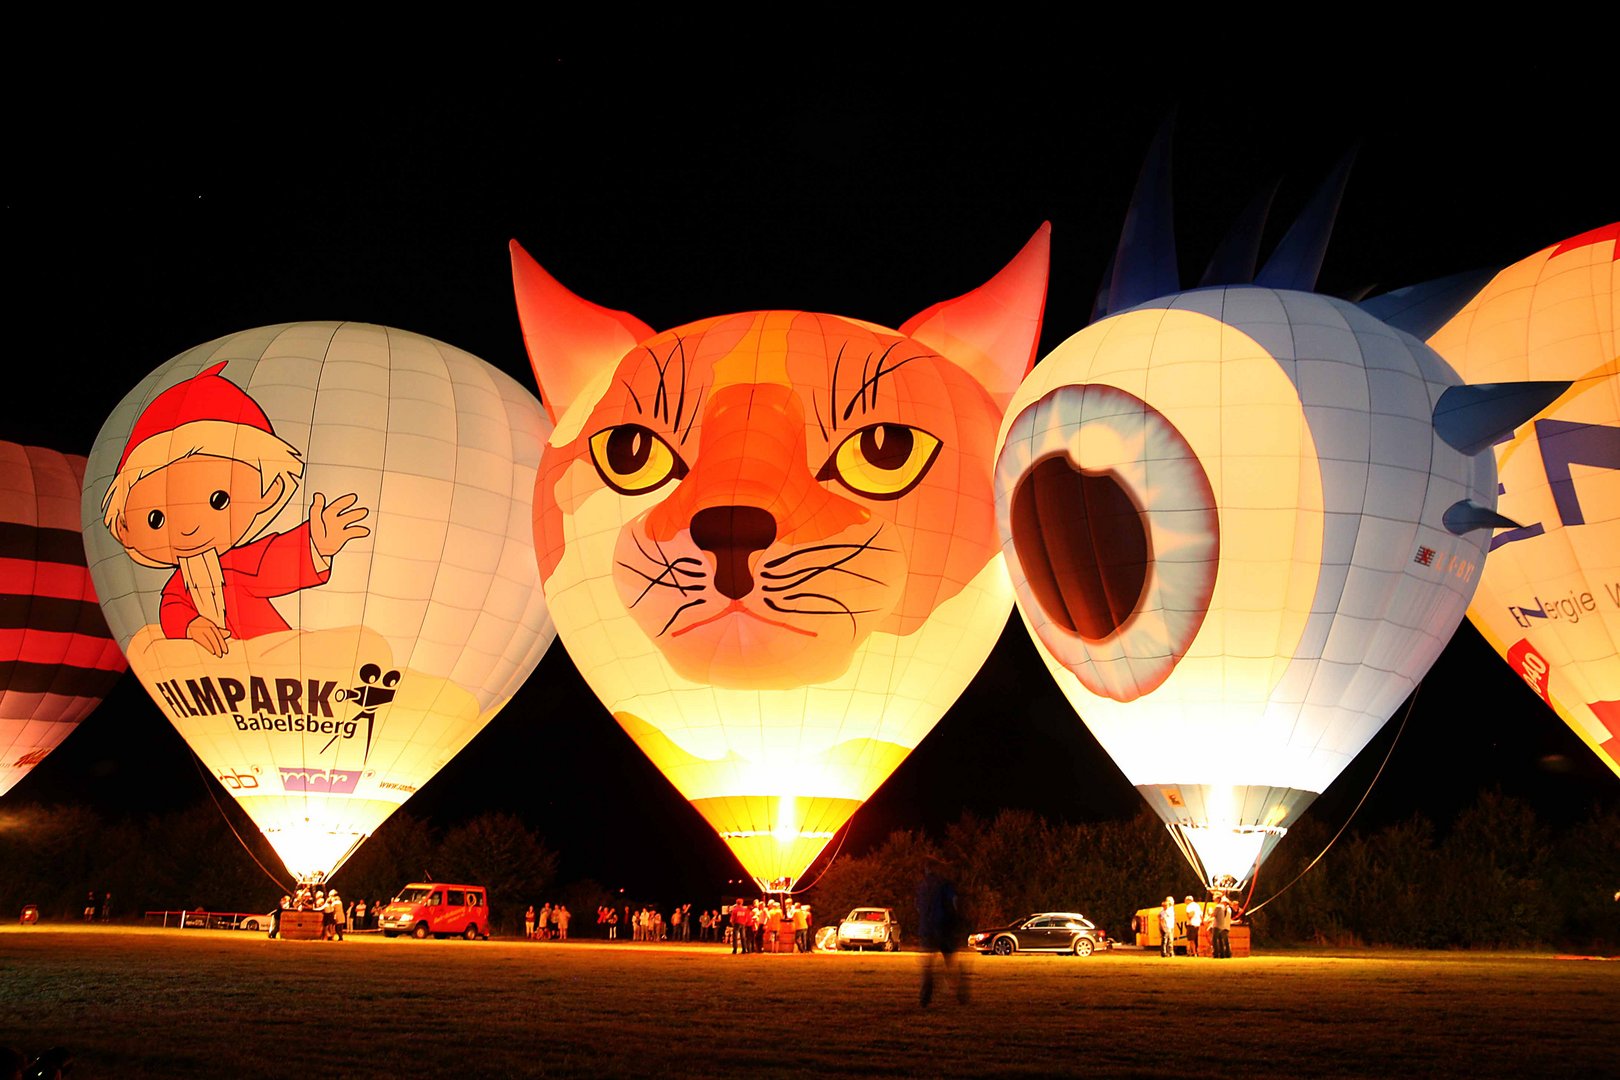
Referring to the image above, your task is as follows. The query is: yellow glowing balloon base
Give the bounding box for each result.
[1168,824,1286,890]
[237,796,400,882]
[691,794,860,892]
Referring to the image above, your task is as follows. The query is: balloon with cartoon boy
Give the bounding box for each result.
[83,322,555,883]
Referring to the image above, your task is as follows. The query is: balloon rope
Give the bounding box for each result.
[187,748,296,894]
[790,815,854,894]
[1245,682,1419,916]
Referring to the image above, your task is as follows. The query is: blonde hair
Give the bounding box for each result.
[102,420,304,567]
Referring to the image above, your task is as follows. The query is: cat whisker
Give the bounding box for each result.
[659,598,706,636]
[621,538,708,607]
[764,593,875,637]
[760,564,885,591]
[762,531,890,569]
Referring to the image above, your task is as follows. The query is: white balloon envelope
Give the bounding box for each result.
[83,323,554,881]
[996,288,1517,886]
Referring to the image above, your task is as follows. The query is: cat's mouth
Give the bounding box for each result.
[669,599,819,639]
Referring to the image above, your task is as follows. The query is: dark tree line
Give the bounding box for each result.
[0,804,560,934]
[4,787,1613,949]
[803,791,1619,952]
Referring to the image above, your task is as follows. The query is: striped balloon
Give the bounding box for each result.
[1,442,127,795]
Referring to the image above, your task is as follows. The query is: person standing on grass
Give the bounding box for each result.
[525,905,536,940]
[556,905,570,941]
[1159,897,1176,957]
[1184,895,1203,957]
[1211,896,1232,959]
[731,899,748,954]
[355,897,367,930]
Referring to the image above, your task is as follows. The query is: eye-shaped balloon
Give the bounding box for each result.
[1428,224,1620,779]
[514,228,1049,891]
[2,443,126,795]
[997,288,1545,887]
[83,323,554,882]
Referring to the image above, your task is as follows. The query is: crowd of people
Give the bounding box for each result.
[726,898,813,953]
[514,899,816,950]
[1157,893,1239,958]
[269,886,387,940]
[523,903,572,940]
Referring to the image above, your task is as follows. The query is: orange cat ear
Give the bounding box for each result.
[510,240,656,424]
[899,223,1050,414]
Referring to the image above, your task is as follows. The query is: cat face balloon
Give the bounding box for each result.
[515,230,1048,889]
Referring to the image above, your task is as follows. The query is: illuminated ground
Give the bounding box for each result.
[1,925,1614,1077]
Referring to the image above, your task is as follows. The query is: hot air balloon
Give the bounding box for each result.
[2,443,126,795]
[512,229,1049,891]
[1427,224,1620,778]
[82,323,554,883]
[995,287,1552,887]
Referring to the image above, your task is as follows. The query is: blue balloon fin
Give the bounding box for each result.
[1105,115,1180,315]
[1443,500,1524,536]
[1199,179,1278,287]
[1256,150,1356,292]
[1090,249,1117,326]
[1359,267,1501,339]
[1434,381,1572,456]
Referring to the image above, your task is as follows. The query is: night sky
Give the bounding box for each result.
[6,60,1615,900]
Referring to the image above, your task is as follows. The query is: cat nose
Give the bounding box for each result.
[690,505,777,600]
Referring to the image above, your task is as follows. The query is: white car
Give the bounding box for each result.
[836,907,901,951]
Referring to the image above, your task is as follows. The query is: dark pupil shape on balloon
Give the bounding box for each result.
[209,490,230,511]
[1011,457,1149,642]
[860,424,913,471]
[147,510,165,530]
[606,426,653,475]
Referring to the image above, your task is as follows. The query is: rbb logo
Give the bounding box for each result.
[216,768,261,790]
[1506,639,1552,703]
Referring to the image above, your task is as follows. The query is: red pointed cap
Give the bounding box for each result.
[117,362,274,472]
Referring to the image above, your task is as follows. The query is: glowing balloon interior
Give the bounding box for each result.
[1428,224,1620,778]
[84,323,554,881]
[997,288,1527,887]
[514,229,1049,890]
[2,443,126,795]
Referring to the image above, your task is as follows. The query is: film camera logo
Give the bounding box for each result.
[330,663,401,762]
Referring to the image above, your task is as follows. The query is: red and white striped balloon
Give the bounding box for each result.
[1,442,126,795]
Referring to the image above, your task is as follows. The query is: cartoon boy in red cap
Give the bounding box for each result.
[100,362,371,657]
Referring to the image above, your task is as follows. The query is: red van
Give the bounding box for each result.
[378,883,490,940]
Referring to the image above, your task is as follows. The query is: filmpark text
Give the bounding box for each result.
[150,674,356,741]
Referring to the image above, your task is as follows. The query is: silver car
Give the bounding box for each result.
[836,907,901,951]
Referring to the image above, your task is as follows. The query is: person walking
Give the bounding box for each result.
[917,863,967,1006]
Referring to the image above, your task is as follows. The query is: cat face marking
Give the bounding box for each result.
[515,230,1050,694]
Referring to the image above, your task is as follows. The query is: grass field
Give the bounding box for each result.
[1,925,1614,1078]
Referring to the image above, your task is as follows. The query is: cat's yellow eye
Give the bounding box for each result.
[817,423,942,500]
[589,424,689,495]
